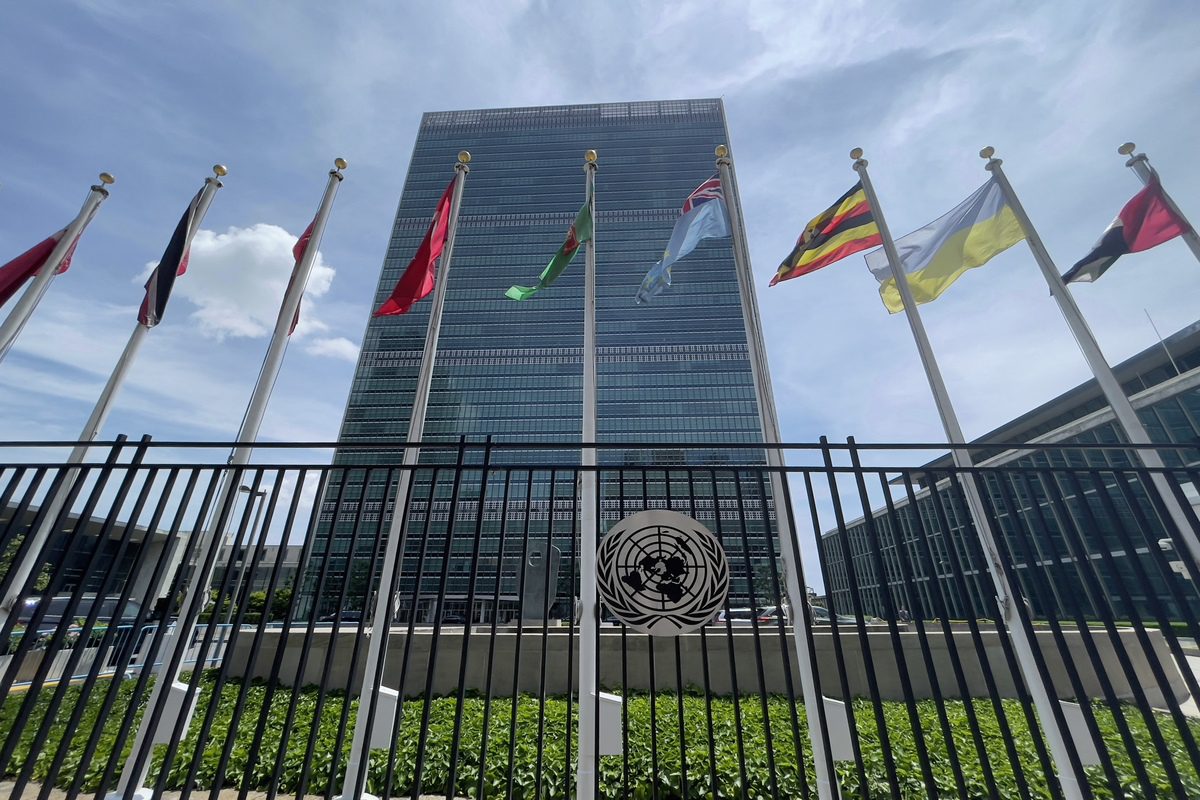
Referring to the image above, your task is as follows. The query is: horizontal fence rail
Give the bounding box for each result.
[0,437,1196,799]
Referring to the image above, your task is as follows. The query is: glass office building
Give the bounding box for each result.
[820,320,1200,622]
[309,100,776,619]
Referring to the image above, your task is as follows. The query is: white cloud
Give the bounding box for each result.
[140,224,336,341]
[304,336,359,362]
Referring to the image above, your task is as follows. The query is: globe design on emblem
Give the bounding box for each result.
[597,510,729,636]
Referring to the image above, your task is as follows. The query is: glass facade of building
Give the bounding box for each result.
[309,100,775,619]
[820,322,1200,622]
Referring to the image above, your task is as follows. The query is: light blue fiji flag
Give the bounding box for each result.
[636,176,731,303]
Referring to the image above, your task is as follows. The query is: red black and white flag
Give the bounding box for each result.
[374,177,456,316]
[139,189,203,327]
[1063,178,1190,283]
[0,227,82,309]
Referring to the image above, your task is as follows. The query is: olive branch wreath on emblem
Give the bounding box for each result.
[597,520,729,636]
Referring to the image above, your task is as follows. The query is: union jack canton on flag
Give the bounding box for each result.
[636,176,732,304]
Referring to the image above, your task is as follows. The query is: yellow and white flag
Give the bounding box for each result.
[865,177,1025,313]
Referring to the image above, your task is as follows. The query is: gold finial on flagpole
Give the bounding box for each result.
[1118,142,1136,156]
[213,164,228,177]
[979,146,995,160]
[457,151,471,164]
[715,144,729,159]
[850,147,866,167]
[584,149,598,163]
[334,157,348,170]
[98,172,115,185]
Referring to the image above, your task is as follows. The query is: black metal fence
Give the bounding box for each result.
[0,437,1197,799]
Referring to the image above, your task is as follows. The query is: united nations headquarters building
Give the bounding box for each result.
[5,97,1200,800]
[306,100,781,623]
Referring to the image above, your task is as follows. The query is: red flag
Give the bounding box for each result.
[374,178,456,316]
[293,221,314,263]
[285,220,316,335]
[0,228,80,309]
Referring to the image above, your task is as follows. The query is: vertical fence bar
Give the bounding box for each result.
[1106,464,1200,764]
[265,467,346,800]
[0,438,130,690]
[886,471,978,800]
[170,468,269,800]
[991,466,1136,798]
[93,464,224,798]
[504,469,535,800]
[27,455,169,800]
[1059,465,1198,787]
[804,465,868,799]
[0,435,143,778]
[381,464,438,800]
[236,466,316,800]
[447,438,494,800]
[926,471,1048,799]
[532,467,562,800]
[205,469,290,800]
[328,466,394,799]
[475,465,513,799]
[408,439,472,799]
[730,464,783,800]
[293,465,361,799]
[845,438,939,798]
[750,464,812,800]
[564,458,579,800]
[69,466,201,799]
[818,437,903,799]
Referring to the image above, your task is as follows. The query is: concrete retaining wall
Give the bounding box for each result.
[223,625,1190,705]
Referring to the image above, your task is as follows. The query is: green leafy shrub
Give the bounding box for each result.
[0,675,1196,798]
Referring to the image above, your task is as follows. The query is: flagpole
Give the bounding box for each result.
[1118,141,1200,263]
[717,143,837,800]
[0,172,114,365]
[984,146,1200,579]
[339,152,469,800]
[854,148,1087,799]
[577,148,600,800]
[0,168,224,634]
[114,159,345,800]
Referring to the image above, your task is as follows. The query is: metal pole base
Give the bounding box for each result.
[151,680,199,745]
[104,789,159,800]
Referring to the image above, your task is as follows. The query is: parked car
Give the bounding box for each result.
[320,610,364,624]
[809,605,856,625]
[756,605,788,624]
[715,607,756,625]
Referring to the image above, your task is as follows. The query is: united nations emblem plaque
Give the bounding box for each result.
[596,510,729,636]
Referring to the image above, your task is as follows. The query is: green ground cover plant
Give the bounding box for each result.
[0,673,1196,798]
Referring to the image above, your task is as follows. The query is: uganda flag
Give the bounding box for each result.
[770,183,881,286]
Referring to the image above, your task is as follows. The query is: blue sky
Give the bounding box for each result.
[2,2,1199,478]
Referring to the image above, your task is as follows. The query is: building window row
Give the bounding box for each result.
[421,100,721,132]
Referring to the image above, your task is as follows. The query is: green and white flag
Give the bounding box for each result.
[506,190,593,300]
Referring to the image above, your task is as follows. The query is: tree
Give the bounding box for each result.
[269,586,293,621]
[247,590,267,614]
[0,536,50,591]
[751,557,788,604]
